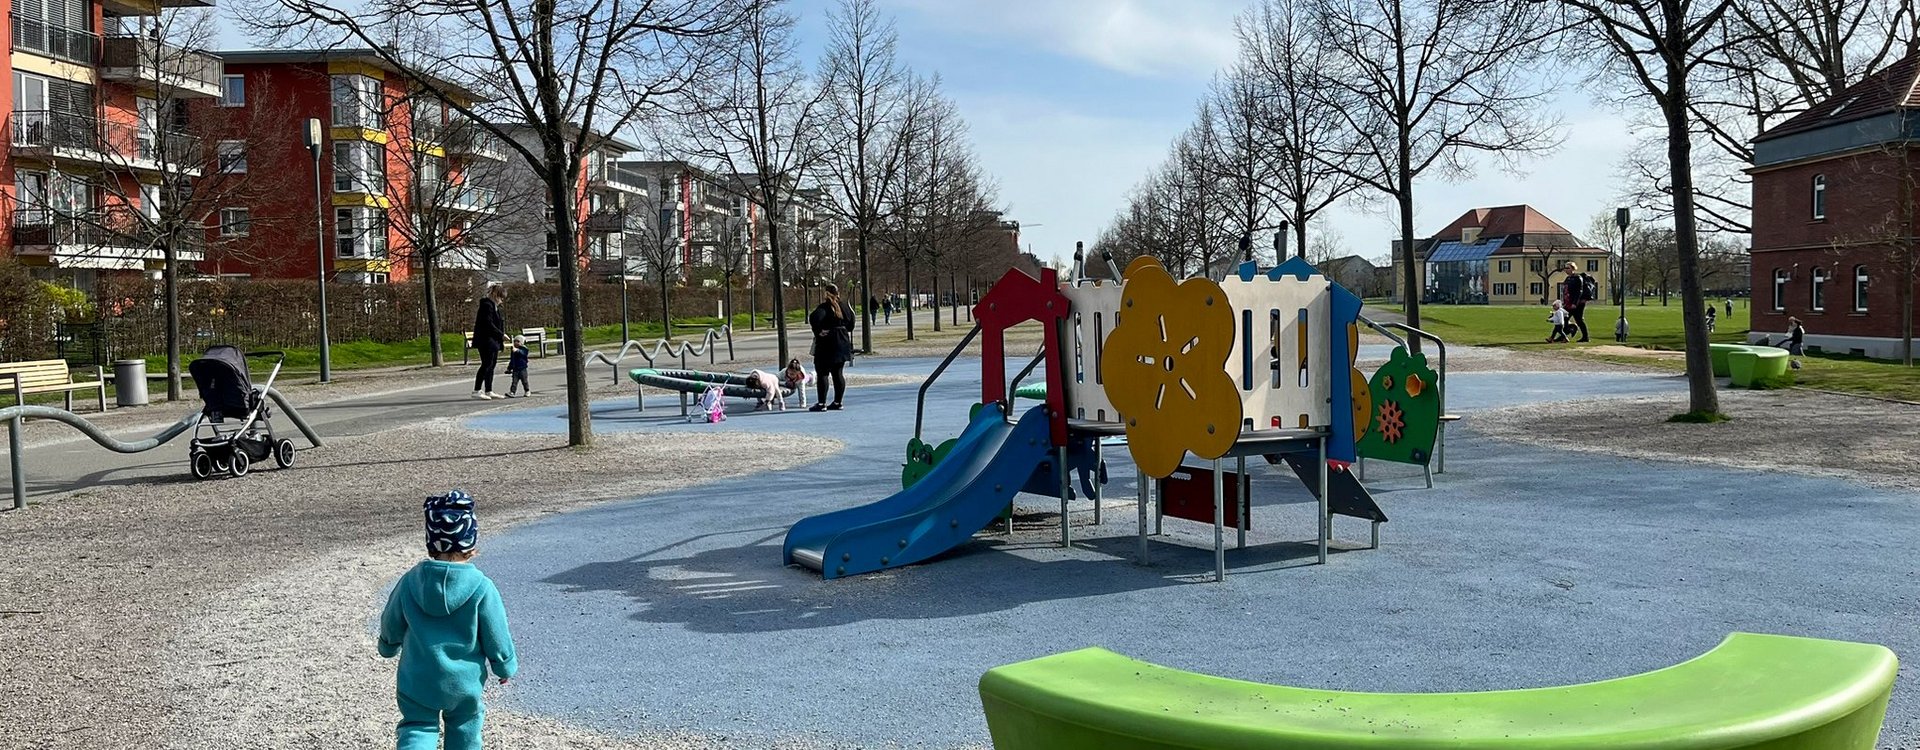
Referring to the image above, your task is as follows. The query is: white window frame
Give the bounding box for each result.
[332,140,385,194]
[219,207,250,237]
[1810,267,1827,311]
[1497,260,1510,273]
[217,140,246,173]
[1854,265,1869,312]
[1812,174,1827,220]
[219,74,245,107]
[544,250,562,269]
[1773,269,1789,311]
[330,74,384,130]
[334,206,387,258]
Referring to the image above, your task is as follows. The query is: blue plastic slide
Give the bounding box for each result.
[784,404,1053,579]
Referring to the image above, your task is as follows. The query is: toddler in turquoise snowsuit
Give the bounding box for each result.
[378,490,518,750]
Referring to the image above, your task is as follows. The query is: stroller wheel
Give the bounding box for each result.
[191,451,213,480]
[231,451,251,477]
[274,439,296,469]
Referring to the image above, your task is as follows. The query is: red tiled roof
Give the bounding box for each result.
[1426,205,1574,241]
[1755,51,1920,142]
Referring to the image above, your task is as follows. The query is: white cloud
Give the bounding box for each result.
[890,0,1243,79]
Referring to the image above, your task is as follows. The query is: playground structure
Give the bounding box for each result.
[628,368,806,413]
[784,248,1447,581]
[1710,342,1793,388]
[977,632,1898,748]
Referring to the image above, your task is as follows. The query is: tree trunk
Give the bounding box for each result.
[949,267,958,326]
[547,172,591,446]
[1664,72,1720,415]
[163,240,181,401]
[904,263,915,340]
[659,279,671,341]
[423,254,443,367]
[766,200,790,365]
[857,229,872,353]
[1901,254,1914,366]
[930,259,941,333]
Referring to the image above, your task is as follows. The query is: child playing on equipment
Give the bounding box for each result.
[780,359,808,393]
[378,490,517,750]
[504,336,532,397]
[1546,301,1570,343]
[748,368,784,411]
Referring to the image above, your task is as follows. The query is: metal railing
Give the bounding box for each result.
[440,184,497,213]
[12,109,202,166]
[1,387,323,511]
[442,122,508,160]
[99,34,222,91]
[582,326,735,409]
[1356,315,1450,473]
[11,14,97,65]
[10,208,166,252]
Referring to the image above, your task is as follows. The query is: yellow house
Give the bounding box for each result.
[1390,205,1612,305]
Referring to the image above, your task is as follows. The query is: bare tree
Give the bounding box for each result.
[1312,0,1562,334]
[252,0,755,446]
[673,3,826,365]
[1237,0,1367,261]
[1552,0,1731,415]
[818,0,910,353]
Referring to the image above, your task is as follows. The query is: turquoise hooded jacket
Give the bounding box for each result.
[378,560,518,708]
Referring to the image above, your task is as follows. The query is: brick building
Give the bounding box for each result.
[1390,205,1613,305]
[196,48,501,283]
[1749,52,1920,358]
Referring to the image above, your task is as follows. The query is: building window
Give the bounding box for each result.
[1497,260,1511,273]
[332,140,385,194]
[1586,259,1599,272]
[218,207,250,236]
[1528,259,1543,272]
[544,250,561,269]
[1529,282,1543,296]
[330,74,384,130]
[370,272,390,284]
[217,140,246,173]
[1810,267,1827,311]
[335,207,388,258]
[1812,174,1827,220]
[219,75,245,107]
[1773,269,1789,311]
[1854,265,1869,312]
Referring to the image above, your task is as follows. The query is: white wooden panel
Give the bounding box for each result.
[1218,273,1332,432]
[1059,281,1124,424]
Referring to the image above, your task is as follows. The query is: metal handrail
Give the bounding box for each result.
[1372,320,1450,473]
[583,325,734,382]
[2,386,322,510]
[913,324,981,442]
[1006,345,1047,407]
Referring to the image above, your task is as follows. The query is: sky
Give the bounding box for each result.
[213,0,1648,266]
[790,0,1647,266]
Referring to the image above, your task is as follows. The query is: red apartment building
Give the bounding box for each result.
[1,0,224,286]
[196,48,504,283]
[1750,51,1920,358]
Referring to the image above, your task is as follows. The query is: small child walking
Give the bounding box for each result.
[504,336,532,397]
[1546,300,1570,343]
[378,490,517,750]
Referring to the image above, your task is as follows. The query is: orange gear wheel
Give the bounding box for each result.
[1378,400,1405,443]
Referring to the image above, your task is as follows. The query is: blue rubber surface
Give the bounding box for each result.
[784,404,1053,578]
[461,364,1920,749]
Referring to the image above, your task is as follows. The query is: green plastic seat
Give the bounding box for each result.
[1728,349,1789,388]
[1709,343,1756,377]
[978,633,1896,749]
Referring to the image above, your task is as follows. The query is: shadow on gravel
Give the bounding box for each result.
[538,524,1366,634]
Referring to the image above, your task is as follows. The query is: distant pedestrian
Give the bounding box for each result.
[1546,300,1570,343]
[868,295,880,326]
[882,297,892,325]
[471,284,508,400]
[1725,297,1734,317]
[1704,305,1717,334]
[808,283,855,411]
[1613,316,1629,342]
[378,490,517,750]
[1785,317,1806,369]
[504,335,531,397]
[1560,261,1597,342]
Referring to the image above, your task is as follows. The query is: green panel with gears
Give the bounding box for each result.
[1355,346,1440,467]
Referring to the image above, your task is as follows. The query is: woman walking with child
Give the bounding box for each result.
[471,284,509,400]
[808,283,855,411]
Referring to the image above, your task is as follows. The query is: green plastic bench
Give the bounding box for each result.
[978,633,1896,749]
[1710,343,1760,377]
[1728,349,1790,388]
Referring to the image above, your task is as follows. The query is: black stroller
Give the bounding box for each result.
[186,345,295,478]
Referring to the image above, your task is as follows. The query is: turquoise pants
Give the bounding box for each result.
[396,691,484,750]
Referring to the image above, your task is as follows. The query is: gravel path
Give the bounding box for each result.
[0,419,838,749]
[1470,388,1920,489]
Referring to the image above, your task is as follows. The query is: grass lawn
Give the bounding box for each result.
[1377,301,1920,403]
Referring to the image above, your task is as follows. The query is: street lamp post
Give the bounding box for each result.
[1615,207,1631,342]
[302,118,331,382]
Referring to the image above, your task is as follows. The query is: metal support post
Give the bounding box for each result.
[1136,467,1149,565]
[1212,458,1226,582]
[1236,455,1247,549]
[1092,439,1103,525]
[1057,444,1071,548]
[9,414,23,510]
[1317,436,1330,565]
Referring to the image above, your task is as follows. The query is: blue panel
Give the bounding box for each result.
[1425,238,1503,263]
[1325,284,1362,464]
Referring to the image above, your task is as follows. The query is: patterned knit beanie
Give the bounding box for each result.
[424,490,478,554]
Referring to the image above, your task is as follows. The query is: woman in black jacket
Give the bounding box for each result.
[472,284,509,399]
[807,283,855,411]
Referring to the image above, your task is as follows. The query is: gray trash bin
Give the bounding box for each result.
[113,359,148,407]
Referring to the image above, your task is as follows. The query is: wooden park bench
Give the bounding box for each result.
[0,359,108,412]
[463,328,562,365]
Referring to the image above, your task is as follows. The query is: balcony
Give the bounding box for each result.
[585,209,626,234]
[12,110,203,174]
[11,14,97,65]
[443,122,509,162]
[100,35,223,98]
[429,183,497,214]
[100,0,214,17]
[10,210,202,270]
[589,165,648,195]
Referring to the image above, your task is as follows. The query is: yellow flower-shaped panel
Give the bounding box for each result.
[1099,257,1245,479]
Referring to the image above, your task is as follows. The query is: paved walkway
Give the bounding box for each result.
[446,362,1920,749]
